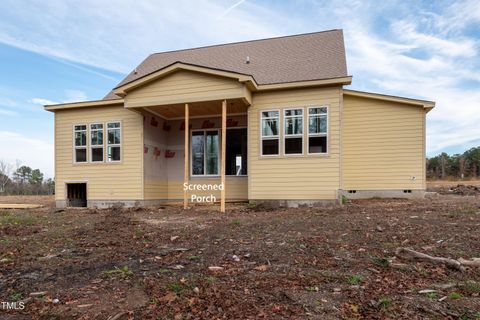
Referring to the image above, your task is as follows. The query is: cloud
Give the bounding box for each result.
[0,0,282,74]
[29,90,88,106]
[219,0,247,18]
[333,0,480,154]
[29,98,60,105]
[0,131,54,178]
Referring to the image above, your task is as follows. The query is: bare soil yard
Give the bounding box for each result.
[1,195,480,319]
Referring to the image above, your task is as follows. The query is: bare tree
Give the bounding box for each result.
[0,159,13,193]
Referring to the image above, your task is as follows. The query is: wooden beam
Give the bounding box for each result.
[221,100,227,213]
[184,103,189,209]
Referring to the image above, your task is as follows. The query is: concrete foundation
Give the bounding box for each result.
[253,199,339,208]
[56,200,144,209]
[339,189,425,199]
[56,190,425,209]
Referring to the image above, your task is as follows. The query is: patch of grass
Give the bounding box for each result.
[187,255,200,261]
[159,268,172,274]
[0,238,12,245]
[464,281,480,294]
[247,201,257,209]
[231,220,241,226]
[149,297,159,305]
[10,290,23,302]
[104,266,134,278]
[166,282,184,295]
[347,274,363,285]
[205,276,216,284]
[426,292,439,300]
[449,292,461,300]
[457,205,478,215]
[306,286,319,292]
[0,213,40,226]
[135,228,145,238]
[378,297,392,309]
[371,256,390,268]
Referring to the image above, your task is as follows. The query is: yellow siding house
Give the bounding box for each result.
[45,30,434,208]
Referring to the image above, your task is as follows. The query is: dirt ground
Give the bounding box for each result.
[1,194,480,319]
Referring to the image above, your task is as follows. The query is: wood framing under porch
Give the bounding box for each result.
[139,99,249,213]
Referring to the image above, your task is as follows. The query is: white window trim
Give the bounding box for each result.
[89,123,104,163]
[106,121,122,163]
[73,124,88,163]
[190,129,221,177]
[307,106,329,155]
[283,107,304,156]
[260,109,280,157]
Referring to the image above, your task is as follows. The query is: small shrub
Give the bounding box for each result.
[341,195,348,205]
[347,274,363,285]
[449,292,461,300]
[247,201,257,209]
[231,220,241,226]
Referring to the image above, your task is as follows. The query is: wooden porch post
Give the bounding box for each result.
[221,100,227,213]
[184,103,189,209]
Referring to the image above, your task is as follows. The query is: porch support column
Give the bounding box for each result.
[184,103,189,209]
[220,99,227,213]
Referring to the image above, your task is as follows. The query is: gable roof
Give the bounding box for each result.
[105,29,349,99]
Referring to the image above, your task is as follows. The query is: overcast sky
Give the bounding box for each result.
[0,0,479,178]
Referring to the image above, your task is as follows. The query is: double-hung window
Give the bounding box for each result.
[261,110,279,155]
[284,108,303,154]
[107,122,121,162]
[308,107,328,154]
[90,123,104,162]
[191,130,219,176]
[74,125,87,163]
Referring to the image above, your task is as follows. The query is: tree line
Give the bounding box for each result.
[427,147,480,180]
[0,160,54,195]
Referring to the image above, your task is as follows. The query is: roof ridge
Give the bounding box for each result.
[150,29,343,56]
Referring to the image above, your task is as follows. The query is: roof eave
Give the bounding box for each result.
[44,99,124,112]
[343,89,435,111]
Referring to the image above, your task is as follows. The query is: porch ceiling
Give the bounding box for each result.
[143,98,248,119]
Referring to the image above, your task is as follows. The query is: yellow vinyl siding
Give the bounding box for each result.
[342,95,425,190]
[125,70,249,108]
[144,181,168,199]
[55,106,143,201]
[248,87,342,200]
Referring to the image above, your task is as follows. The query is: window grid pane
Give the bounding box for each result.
[309,115,327,134]
[285,117,303,135]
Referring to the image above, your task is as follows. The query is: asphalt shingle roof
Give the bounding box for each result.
[104,29,348,99]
